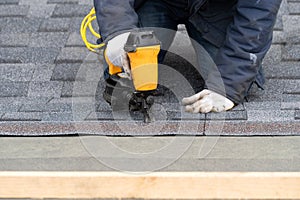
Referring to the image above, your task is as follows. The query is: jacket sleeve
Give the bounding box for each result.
[94,0,139,41]
[206,0,282,104]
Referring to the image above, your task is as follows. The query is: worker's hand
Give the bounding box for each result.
[182,89,235,113]
[105,32,131,79]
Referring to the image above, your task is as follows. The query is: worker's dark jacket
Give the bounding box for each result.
[94,0,282,104]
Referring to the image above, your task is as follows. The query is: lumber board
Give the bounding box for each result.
[0,172,299,199]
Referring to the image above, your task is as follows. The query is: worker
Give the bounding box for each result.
[94,0,282,113]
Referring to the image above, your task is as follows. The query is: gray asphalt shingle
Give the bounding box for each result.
[51,4,91,18]
[1,112,43,121]
[0,47,60,63]
[284,80,300,93]
[27,4,55,18]
[0,82,29,97]
[282,15,300,43]
[0,18,42,33]
[265,62,300,79]
[0,33,30,47]
[289,2,300,14]
[42,112,74,121]
[51,63,82,81]
[0,64,35,81]
[55,47,89,63]
[65,32,86,47]
[19,102,72,112]
[28,81,63,98]
[32,64,55,81]
[38,18,71,32]
[29,32,69,48]
[0,5,29,17]
[0,0,19,4]
[282,44,300,60]
[0,103,21,112]
[281,94,300,110]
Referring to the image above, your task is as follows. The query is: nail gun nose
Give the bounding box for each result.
[122,91,137,105]
[146,96,154,105]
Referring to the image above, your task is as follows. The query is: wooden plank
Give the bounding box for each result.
[0,172,299,199]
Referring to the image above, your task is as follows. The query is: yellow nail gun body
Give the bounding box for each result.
[107,31,160,92]
[105,31,161,123]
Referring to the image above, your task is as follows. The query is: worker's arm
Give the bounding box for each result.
[94,0,139,78]
[206,0,282,104]
[94,0,138,42]
[182,0,282,113]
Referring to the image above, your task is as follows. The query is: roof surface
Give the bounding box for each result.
[0,0,299,136]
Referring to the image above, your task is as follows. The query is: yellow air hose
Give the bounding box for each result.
[80,7,105,53]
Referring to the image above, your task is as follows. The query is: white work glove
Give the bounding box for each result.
[105,32,131,79]
[182,89,235,113]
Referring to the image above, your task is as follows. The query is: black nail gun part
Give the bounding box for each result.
[127,91,155,123]
[103,75,158,123]
[124,31,161,53]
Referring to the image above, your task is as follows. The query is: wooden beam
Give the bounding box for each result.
[0,172,300,199]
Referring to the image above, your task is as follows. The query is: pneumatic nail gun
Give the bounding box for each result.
[103,31,161,123]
